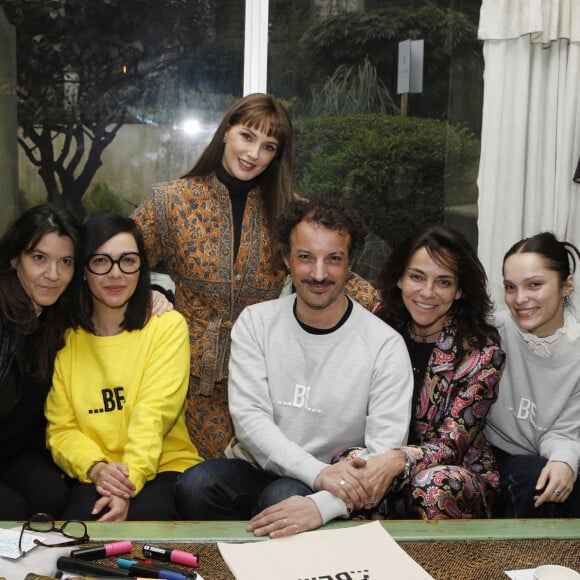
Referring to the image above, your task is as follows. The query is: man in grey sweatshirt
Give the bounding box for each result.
[174,198,414,535]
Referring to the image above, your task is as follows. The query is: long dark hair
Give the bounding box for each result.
[376,225,499,361]
[184,93,295,262]
[0,204,82,382]
[76,214,151,333]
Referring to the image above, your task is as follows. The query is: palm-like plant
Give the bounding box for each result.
[309,58,399,116]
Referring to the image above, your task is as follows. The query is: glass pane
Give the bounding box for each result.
[269,0,483,284]
[0,0,245,216]
[0,5,18,227]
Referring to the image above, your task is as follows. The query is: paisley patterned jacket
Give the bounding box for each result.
[394,321,506,490]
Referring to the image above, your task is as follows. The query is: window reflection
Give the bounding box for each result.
[0,0,483,277]
[0,0,244,216]
[269,0,483,282]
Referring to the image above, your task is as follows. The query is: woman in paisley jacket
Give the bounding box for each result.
[133,93,377,459]
[335,225,505,519]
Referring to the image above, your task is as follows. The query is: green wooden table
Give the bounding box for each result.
[2,518,579,542]
[2,519,578,579]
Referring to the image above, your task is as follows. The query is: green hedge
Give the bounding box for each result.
[83,182,129,217]
[294,114,480,249]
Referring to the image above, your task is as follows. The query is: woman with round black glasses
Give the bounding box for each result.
[45,214,203,521]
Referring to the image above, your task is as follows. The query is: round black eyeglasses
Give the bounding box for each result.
[86,252,142,275]
[18,513,89,555]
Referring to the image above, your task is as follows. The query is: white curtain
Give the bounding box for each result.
[477,0,580,313]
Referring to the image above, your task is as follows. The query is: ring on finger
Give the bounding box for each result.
[339,479,347,487]
[554,489,561,497]
[368,499,379,506]
[282,518,288,527]
[293,524,300,535]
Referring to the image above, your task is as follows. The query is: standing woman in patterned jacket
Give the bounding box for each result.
[132,93,378,460]
[335,225,505,519]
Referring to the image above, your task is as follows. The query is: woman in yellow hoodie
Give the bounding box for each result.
[46,213,202,521]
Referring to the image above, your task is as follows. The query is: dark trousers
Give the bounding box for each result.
[63,471,180,521]
[0,451,69,520]
[493,447,580,518]
[174,458,313,520]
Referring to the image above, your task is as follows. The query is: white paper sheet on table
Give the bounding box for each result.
[218,520,434,580]
[0,527,38,559]
[0,527,74,579]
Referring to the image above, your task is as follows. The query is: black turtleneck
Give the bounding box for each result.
[216,164,258,259]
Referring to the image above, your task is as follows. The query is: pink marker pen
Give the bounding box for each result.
[142,544,199,568]
[70,540,133,560]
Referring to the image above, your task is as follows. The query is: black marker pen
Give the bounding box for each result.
[57,556,133,577]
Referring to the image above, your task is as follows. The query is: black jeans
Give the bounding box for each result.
[0,451,69,520]
[63,471,181,521]
[493,446,580,518]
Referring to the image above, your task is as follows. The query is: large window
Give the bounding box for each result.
[1,0,483,282]
[268,0,484,282]
[0,0,245,217]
